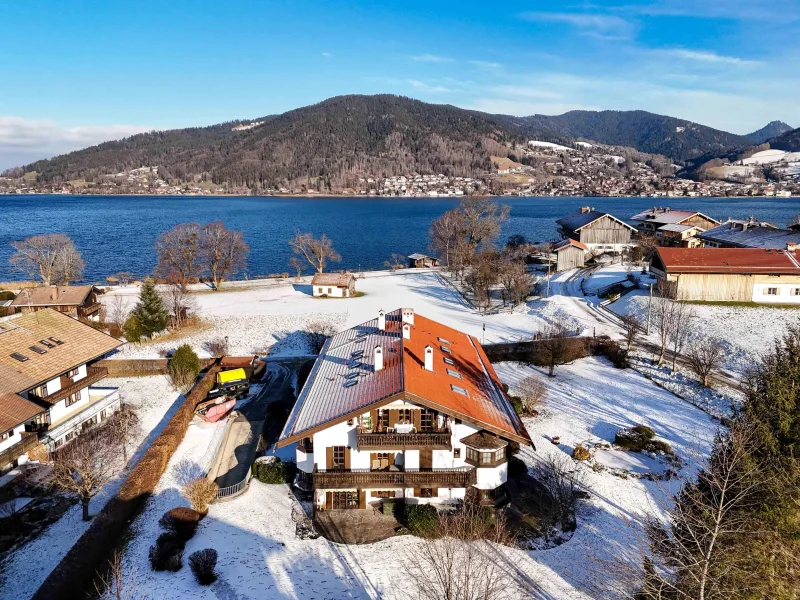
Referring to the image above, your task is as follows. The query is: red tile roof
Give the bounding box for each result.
[554,238,588,252]
[655,247,800,275]
[278,309,531,446]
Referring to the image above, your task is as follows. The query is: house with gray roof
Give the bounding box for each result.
[697,218,800,250]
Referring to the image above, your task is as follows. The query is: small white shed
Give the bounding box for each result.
[311,273,356,298]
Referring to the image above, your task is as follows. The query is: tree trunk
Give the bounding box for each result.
[81,496,91,521]
[548,360,555,377]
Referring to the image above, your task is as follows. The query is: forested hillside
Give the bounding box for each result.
[770,126,800,152]
[746,120,794,144]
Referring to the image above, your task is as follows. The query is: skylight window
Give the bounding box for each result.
[446,369,462,379]
[344,379,358,388]
[451,384,468,396]
[29,345,47,355]
[443,356,455,366]
[39,339,55,348]
[10,352,28,362]
[48,337,64,345]
[437,337,451,345]
[440,345,451,354]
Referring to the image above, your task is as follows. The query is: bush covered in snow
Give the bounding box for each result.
[188,548,218,585]
[614,425,672,454]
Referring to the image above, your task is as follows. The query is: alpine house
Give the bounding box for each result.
[277,308,532,512]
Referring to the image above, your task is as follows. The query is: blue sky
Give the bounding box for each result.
[1,0,798,169]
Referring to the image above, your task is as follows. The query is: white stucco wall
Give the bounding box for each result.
[0,424,26,454]
[751,282,800,304]
[475,463,508,489]
[48,386,90,424]
[313,285,347,298]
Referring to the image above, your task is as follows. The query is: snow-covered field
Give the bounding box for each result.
[115,357,716,600]
[741,149,800,165]
[0,376,181,600]
[610,290,800,375]
[107,272,576,358]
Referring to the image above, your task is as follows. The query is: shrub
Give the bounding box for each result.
[169,344,201,393]
[252,457,296,484]
[182,478,218,514]
[123,315,142,343]
[405,504,439,538]
[572,445,591,461]
[516,373,547,415]
[508,395,524,415]
[159,507,202,542]
[148,531,184,572]
[188,548,218,585]
[595,339,629,368]
[615,425,672,454]
[202,338,228,357]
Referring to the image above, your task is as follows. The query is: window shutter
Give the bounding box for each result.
[388,452,395,467]
[432,488,438,497]
[412,410,421,429]
[344,447,351,470]
[414,488,421,497]
[325,492,332,510]
[359,490,366,509]
[370,409,378,431]
[389,410,399,427]
[326,447,333,470]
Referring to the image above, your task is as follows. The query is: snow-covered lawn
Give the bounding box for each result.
[107,271,577,358]
[116,357,716,600]
[610,290,800,375]
[0,376,180,600]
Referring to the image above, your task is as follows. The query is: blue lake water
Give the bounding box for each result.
[2,194,800,283]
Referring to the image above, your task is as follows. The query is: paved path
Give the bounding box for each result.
[211,361,297,489]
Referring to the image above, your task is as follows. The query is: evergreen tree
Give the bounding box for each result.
[131,279,169,339]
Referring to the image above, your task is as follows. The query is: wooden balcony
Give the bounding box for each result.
[78,302,102,318]
[357,430,452,450]
[0,432,40,467]
[312,466,476,490]
[29,366,108,406]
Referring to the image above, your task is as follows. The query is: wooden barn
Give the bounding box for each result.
[650,247,800,303]
[631,207,719,235]
[553,239,587,271]
[10,285,103,321]
[407,253,440,268]
[556,207,636,253]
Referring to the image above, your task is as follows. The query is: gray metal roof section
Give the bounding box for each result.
[280,311,405,440]
[697,223,800,249]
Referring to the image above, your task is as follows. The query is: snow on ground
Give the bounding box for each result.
[107,271,573,358]
[610,290,800,375]
[528,140,572,151]
[580,264,635,294]
[741,149,800,165]
[117,357,715,600]
[0,376,180,600]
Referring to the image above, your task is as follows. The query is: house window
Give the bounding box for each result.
[378,410,389,430]
[481,451,494,465]
[420,409,434,431]
[67,368,80,378]
[453,448,461,458]
[327,287,332,294]
[792,288,800,296]
[66,392,81,407]
[331,491,359,509]
[765,287,779,296]
[347,418,353,426]
[450,384,468,396]
[31,384,47,398]
[65,431,75,443]
[317,287,323,294]
[371,490,394,498]
[332,446,346,470]
[443,356,455,366]
[418,488,435,498]
[398,408,412,423]
[440,345,452,354]
[446,369,462,379]
[0,429,13,442]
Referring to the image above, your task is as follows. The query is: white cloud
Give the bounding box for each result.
[665,49,761,66]
[406,80,452,93]
[411,53,454,63]
[470,60,503,69]
[0,116,152,169]
[519,11,634,37]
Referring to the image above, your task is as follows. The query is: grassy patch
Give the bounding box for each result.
[315,291,366,299]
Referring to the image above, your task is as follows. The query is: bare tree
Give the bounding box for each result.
[106,403,141,466]
[685,338,725,387]
[155,222,203,291]
[160,281,198,331]
[9,233,85,285]
[106,294,130,333]
[201,221,249,291]
[650,280,678,367]
[305,321,337,353]
[384,253,406,271]
[498,260,533,305]
[644,425,769,600]
[464,251,501,310]
[289,231,341,273]
[429,209,463,269]
[532,452,585,534]
[619,311,641,351]
[538,319,575,377]
[182,478,218,514]
[288,256,305,279]
[50,425,119,521]
[515,373,547,415]
[668,302,695,373]
[112,271,134,287]
[94,550,149,600]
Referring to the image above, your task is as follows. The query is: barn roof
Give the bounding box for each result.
[554,238,588,252]
[654,247,800,275]
[278,309,531,446]
[311,273,354,287]
[631,208,719,227]
[556,210,636,233]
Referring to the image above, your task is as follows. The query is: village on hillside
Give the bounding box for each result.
[1,199,798,600]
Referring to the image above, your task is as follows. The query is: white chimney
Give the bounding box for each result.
[402,308,415,325]
[403,323,411,340]
[378,310,386,331]
[424,345,434,371]
[374,346,383,371]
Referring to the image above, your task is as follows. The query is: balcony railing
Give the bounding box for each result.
[0,432,40,467]
[312,466,476,490]
[29,366,108,405]
[357,430,452,450]
[43,388,120,446]
[78,302,102,317]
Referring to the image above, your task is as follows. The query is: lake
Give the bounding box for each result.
[2,194,800,283]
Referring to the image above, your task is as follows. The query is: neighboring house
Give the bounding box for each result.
[631,207,719,236]
[553,238,587,271]
[0,309,123,473]
[650,247,800,303]
[656,224,703,248]
[11,285,103,321]
[407,253,440,268]
[311,273,356,298]
[697,218,800,250]
[555,206,636,253]
[277,308,532,512]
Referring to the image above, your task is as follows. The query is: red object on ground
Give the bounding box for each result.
[201,398,236,422]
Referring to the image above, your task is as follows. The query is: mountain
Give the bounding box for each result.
[770,126,800,152]
[499,110,752,163]
[21,95,524,190]
[16,95,771,189]
[746,121,794,144]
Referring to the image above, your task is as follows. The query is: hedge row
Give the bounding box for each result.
[95,358,216,377]
[31,361,221,600]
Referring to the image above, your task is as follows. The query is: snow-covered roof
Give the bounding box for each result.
[697,221,800,249]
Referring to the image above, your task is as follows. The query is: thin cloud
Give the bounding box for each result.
[519,11,634,37]
[667,49,761,66]
[321,52,333,58]
[407,80,452,93]
[470,60,503,69]
[411,53,455,63]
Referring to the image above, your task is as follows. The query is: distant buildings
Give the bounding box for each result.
[697,218,800,250]
[630,207,719,235]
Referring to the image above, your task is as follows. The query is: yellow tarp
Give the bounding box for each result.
[217,368,247,385]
